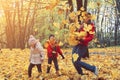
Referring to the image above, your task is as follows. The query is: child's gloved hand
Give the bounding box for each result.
[60,54,65,59]
[62,56,65,59]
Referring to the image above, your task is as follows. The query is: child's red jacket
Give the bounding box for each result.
[47,43,63,58]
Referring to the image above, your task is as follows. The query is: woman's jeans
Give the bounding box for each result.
[72,44,95,74]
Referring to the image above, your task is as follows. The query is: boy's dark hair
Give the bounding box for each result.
[49,34,55,39]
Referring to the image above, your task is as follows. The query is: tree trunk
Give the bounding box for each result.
[116,0,120,13]
[26,0,38,46]
[68,0,73,12]
[76,0,88,24]
[115,0,120,45]
[84,0,87,11]
[3,6,13,49]
[1,0,38,49]
[114,9,118,46]
[76,0,83,10]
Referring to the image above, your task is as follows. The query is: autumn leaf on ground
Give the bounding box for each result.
[0,48,120,79]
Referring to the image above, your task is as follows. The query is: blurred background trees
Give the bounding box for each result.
[0,0,120,49]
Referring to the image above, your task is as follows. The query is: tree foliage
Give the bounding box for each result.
[0,0,120,49]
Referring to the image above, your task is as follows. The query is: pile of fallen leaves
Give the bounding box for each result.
[0,47,120,80]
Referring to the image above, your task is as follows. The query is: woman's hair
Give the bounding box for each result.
[49,34,55,39]
[87,19,91,24]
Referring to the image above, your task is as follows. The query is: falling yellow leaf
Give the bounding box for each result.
[53,22,60,28]
[75,22,80,29]
[83,16,87,20]
[97,1,101,7]
[78,31,87,37]
[59,41,63,46]
[91,15,96,20]
[88,1,96,9]
[89,31,95,35]
[58,8,64,14]
[79,16,84,21]
[62,20,69,25]
[83,24,92,32]
[45,6,51,10]
[80,7,85,11]
[81,12,87,17]
[44,40,49,48]
[67,6,72,10]
[34,28,37,32]
[69,12,76,20]
[45,0,59,10]
[74,31,87,39]
[68,33,79,46]
[55,31,58,35]
[76,11,81,15]
[69,23,76,33]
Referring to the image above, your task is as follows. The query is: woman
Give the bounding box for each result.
[72,13,98,76]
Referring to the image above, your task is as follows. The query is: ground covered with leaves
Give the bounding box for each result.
[0,47,120,80]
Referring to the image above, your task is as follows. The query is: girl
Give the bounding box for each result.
[28,35,44,79]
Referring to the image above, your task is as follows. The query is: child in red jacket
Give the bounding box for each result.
[46,34,65,76]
